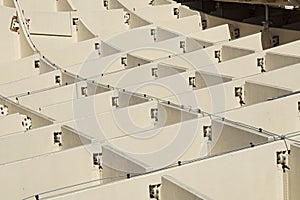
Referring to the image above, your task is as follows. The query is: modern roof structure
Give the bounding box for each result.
[0,0,300,199]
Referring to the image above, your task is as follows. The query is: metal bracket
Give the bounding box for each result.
[150,28,156,41]
[103,0,108,9]
[121,56,127,67]
[55,75,61,85]
[10,16,20,32]
[150,108,158,122]
[93,153,103,169]
[149,0,154,5]
[21,115,32,131]
[188,77,196,88]
[276,150,290,173]
[257,58,266,73]
[124,13,130,24]
[81,86,88,97]
[149,184,161,200]
[34,60,40,69]
[234,28,240,39]
[112,96,119,108]
[202,20,207,30]
[72,18,79,26]
[180,41,186,53]
[235,87,245,106]
[214,50,221,63]
[173,8,179,19]
[0,105,8,116]
[203,125,212,141]
[151,67,158,78]
[272,35,279,47]
[54,131,62,146]
[95,43,101,55]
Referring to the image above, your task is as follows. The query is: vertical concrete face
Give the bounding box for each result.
[0,97,54,129]
[118,92,148,108]
[61,72,76,86]
[157,63,186,78]
[39,59,56,74]
[0,113,26,135]
[185,37,203,52]
[18,0,57,12]
[221,46,254,61]
[128,12,151,29]
[0,55,41,85]
[157,103,197,127]
[270,28,300,46]
[56,0,73,12]
[126,54,150,69]
[161,175,210,200]
[102,145,153,183]
[102,164,127,183]
[60,126,91,150]
[76,20,96,42]
[19,28,35,58]
[265,53,300,71]
[289,144,300,200]
[156,27,179,42]
[0,125,60,164]
[202,13,261,37]
[79,9,127,39]
[244,82,291,106]
[42,141,286,200]
[26,12,72,36]
[87,83,110,96]
[0,6,21,63]
[210,119,269,155]
[100,41,121,56]
[195,71,232,89]
[0,146,99,200]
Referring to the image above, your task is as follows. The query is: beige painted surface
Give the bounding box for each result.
[197,51,264,79]
[45,141,287,200]
[0,113,26,135]
[265,52,300,71]
[1,1,300,199]
[0,6,21,64]
[18,84,76,110]
[188,24,231,44]
[225,32,263,51]
[161,175,210,200]
[0,125,60,164]
[69,0,105,11]
[157,15,202,35]
[244,81,291,105]
[289,144,300,200]
[134,4,179,22]
[224,94,300,135]
[63,101,157,141]
[0,55,40,85]
[18,0,56,12]
[39,89,115,122]
[26,12,72,36]
[42,38,99,67]
[0,70,61,97]
[210,119,270,155]
[0,146,99,200]
[0,124,90,164]
[222,46,255,61]
[79,10,126,39]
